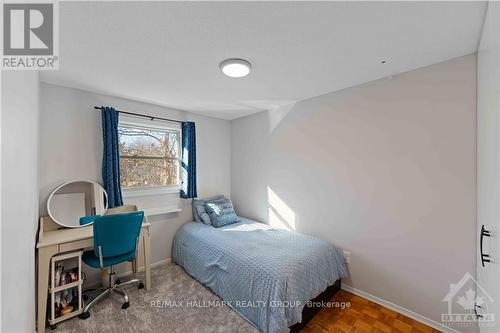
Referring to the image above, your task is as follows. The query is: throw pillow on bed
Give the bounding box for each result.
[204,198,240,228]
[196,204,212,225]
[192,195,225,222]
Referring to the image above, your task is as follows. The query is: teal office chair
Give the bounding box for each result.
[79,211,145,319]
[79,214,100,226]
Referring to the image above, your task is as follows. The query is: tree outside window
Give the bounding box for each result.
[118,124,180,188]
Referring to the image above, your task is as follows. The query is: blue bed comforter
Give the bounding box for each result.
[172,218,348,333]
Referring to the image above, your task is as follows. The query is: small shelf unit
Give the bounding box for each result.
[49,251,83,327]
[49,280,83,293]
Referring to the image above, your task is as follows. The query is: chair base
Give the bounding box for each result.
[80,266,143,319]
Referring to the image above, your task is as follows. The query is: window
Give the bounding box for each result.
[118,122,180,189]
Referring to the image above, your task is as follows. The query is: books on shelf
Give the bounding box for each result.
[54,264,80,288]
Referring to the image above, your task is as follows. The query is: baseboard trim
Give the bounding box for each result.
[117,257,172,278]
[341,284,460,333]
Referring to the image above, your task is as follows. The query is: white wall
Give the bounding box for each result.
[39,83,231,282]
[477,2,500,332]
[231,55,476,330]
[1,71,40,332]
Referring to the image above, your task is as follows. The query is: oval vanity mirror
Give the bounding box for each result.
[47,180,108,228]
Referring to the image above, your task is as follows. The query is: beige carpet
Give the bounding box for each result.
[55,262,259,333]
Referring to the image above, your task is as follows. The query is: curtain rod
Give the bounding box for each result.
[94,106,185,124]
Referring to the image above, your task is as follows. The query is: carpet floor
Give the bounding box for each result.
[55,262,259,333]
[54,262,438,333]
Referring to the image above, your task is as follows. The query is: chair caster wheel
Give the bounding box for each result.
[79,311,90,320]
[49,324,57,330]
[122,302,129,309]
[138,282,144,289]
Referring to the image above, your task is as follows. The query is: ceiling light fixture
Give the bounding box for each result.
[220,58,251,78]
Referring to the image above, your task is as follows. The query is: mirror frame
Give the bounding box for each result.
[47,179,109,228]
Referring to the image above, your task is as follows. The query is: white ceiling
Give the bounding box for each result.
[41,1,487,120]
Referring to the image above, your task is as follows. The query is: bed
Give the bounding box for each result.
[172,217,348,333]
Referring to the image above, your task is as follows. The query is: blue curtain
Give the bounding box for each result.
[180,121,197,199]
[101,106,123,208]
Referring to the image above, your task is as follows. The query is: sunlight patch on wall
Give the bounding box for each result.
[268,187,296,230]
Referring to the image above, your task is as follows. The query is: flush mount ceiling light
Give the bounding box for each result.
[220,58,251,78]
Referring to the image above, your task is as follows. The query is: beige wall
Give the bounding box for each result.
[1,71,40,333]
[231,55,476,330]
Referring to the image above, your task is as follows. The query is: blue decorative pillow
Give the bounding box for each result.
[192,195,225,222]
[204,198,240,228]
[196,204,212,225]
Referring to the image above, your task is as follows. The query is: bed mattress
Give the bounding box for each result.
[172,217,348,333]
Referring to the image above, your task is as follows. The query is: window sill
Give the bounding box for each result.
[143,206,182,217]
[122,186,179,198]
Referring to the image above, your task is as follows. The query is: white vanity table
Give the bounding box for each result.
[36,181,151,333]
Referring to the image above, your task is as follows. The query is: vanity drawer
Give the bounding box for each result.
[59,239,93,252]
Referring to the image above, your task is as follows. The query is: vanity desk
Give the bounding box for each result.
[36,204,152,333]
